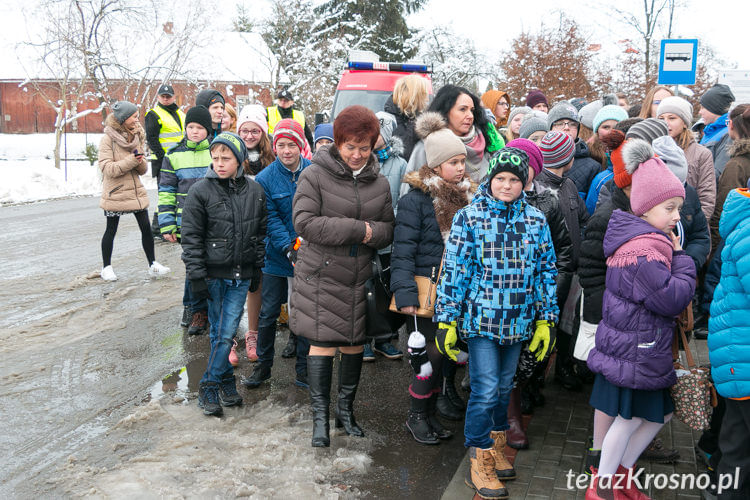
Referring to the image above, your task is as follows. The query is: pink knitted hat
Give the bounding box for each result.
[624,139,685,216]
[506,138,543,176]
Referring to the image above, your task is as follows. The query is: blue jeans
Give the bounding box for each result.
[464,337,523,448]
[257,273,309,377]
[200,278,250,384]
[183,276,207,312]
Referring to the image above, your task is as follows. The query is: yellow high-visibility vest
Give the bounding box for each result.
[148,105,186,159]
[267,106,305,135]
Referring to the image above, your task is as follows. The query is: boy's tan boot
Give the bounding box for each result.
[465,446,508,499]
[490,430,517,480]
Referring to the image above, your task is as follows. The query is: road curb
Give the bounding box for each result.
[441,449,471,499]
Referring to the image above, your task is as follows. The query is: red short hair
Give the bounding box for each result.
[333,105,380,148]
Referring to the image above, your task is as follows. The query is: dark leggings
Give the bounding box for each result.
[409,316,444,399]
[101,210,155,267]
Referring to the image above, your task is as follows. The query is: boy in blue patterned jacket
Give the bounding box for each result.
[434,148,559,499]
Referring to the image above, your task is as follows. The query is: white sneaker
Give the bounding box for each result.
[101,265,117,281]
[148,261,170,277]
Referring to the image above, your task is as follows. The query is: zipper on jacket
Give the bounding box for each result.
[229,178,244,278]
[351,174,362,345]
[109,185,123,196]
[305,259,330,281]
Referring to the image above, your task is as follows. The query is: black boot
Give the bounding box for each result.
[443,362,466,411]
[308,355,333,447]
[436,393,464,421]
[218,375,243,407]
[198,381,223,416]
[406,411,440,445]
[426,394,453,439]
[334,352,364,437]
[281,332,297,358]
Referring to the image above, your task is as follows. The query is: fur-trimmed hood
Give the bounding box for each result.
[729,137,750,158]
[104,112,145,150]
[403,165,476,238]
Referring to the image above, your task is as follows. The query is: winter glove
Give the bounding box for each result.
[249,268,261,293]
[529,320,555,362]
[190,279,209,302]
[286,245,298,266]
[407,331,433,380]
[435,321,459,362]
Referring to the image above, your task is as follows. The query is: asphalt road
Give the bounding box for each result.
[0,192,467,498]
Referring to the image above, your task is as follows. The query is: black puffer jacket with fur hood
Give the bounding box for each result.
[390,166,475,310]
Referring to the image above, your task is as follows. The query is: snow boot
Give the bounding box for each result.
[244,330,258,362]
[188,310,208,336]
[466,447,508,499]
[198,381,223,416]
[406,410,439,445]
[436,392,464,421]
[426,394,453,439]
[334,352,364,437]
[506,388,529,449]
[490,430,517,481]
[241,364,271,388]
[443,363,466,410]
[281,332,297,358]
[308,355,333,447]
[218,375,243,406]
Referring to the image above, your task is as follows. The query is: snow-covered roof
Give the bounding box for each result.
[3,31,288,85]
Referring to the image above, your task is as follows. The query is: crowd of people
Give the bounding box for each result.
[95,76,750,500]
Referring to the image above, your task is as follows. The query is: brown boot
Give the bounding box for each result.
[490,430,517,481]
[465,447,508,499]
[506,388,529,449]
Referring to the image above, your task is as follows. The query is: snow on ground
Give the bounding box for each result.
[55,398,370,498]
[0,133,157,205]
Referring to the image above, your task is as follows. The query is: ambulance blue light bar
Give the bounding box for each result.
[347,61,432,73]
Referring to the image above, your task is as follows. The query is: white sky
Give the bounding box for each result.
[3,0,747,80]
[410,0,748,69]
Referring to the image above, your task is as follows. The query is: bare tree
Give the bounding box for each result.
[21,0,203,168]
[417,26,490,94]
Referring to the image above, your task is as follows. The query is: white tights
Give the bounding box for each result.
[598,413,672,477]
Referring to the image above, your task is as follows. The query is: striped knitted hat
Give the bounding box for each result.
[625,118,668,144]
[273,118,305,151]
[539,131,575,169]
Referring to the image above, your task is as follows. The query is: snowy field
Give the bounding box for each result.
[0,133,157,205]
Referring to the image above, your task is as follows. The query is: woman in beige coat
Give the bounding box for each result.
[99,101,169,281]
[291,105,394,447]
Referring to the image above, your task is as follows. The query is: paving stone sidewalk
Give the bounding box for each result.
[442,339,712,500]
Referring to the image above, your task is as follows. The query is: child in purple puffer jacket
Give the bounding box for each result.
[585,140,696,500]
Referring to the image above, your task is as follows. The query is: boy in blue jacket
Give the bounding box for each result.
[242,118,311,389]
[434,149,558,499]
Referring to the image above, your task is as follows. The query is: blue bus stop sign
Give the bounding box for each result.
[658,39,698,85]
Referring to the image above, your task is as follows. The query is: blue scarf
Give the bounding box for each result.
[375,145,391,163]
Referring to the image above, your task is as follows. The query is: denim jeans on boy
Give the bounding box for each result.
[464,336,523,449]
[256,273,309,377]
[183,276,207,312]
[200,278,250,384]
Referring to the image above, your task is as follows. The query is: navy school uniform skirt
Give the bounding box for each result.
[589,373,674,423]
